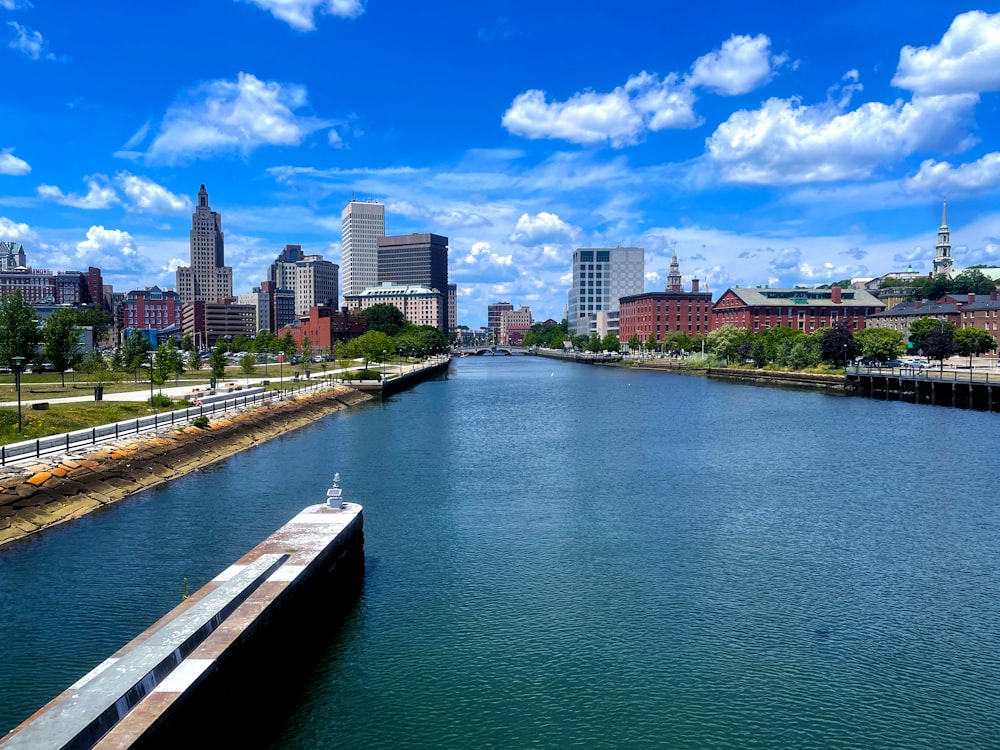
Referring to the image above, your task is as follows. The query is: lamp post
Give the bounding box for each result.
[279,351,284,397]
[12,356,24,433]
[147,350,156,404]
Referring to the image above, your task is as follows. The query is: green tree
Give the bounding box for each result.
[909,317,952,354]
[42,308,82,386]
[70,306,114,347]
[601,333,620,352]
[187,349,202,374]
[707,325,747,364]
[122,330,151,381]
[300,337,314,363]
[0,292,41,368]
[346,330,396,370]
[181,333,194,352]
[153,344,183,390]
[587,333,602,352]
[208,342,228,380]
[854,327,905,362]
[361,303,408,337]
[953,326,997,367]
[278,331,296,356]
[78,349,122,388]
[645,332,658,351]
[253,330,278,355]
[910,275,951,302]
[627,333,641,353]
[239,352,257,383]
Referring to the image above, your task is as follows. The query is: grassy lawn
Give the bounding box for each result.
[0,401,190,445]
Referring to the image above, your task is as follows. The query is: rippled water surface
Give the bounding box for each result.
[2,356,999,748]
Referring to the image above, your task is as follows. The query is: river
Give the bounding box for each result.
[1,356,998,748]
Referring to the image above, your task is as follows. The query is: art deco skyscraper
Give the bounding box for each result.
[176,184,233,304]
[341,199,385,303]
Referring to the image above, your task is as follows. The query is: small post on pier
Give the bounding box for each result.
[326,472,344,508]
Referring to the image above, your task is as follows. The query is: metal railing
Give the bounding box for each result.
[0,379,335,467]
[847,364,1000,384]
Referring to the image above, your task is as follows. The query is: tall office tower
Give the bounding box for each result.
[377,233,449,331]
[566,246,644,338]
[176,185,233,304]
[341,199,385,303]
[447,283,457,333]
[268,245,338,316]
[933,200,953,278]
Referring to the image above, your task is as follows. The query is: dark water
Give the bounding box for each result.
[1,356,998,748]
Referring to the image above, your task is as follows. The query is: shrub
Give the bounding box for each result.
[190,415,210,429]
[149,394,172,408]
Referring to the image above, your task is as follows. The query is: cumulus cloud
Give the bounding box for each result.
[6,21,59,61]
[508,211,578,246]
[706,90,979,185]
[116,172,192,213]
[73,226,140,271]
[893,11,1000,95]
[239,0,364,31]
[903,153,1000,193]
[0,216,34,242]
[687,33,787,95]
[145,72,328,164]
[0,150,30,176]
[501,33,785,147]
[37,177,120,209]
[463,241,512,266]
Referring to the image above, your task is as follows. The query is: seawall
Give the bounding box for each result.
[706,368,846,392]
[0,386,372,548]
[0,498,364,749]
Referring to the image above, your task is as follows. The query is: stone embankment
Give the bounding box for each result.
[0,386,372,548]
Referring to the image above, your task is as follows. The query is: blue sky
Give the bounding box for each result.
[2,1,999,328]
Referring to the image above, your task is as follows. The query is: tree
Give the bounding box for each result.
[208,342,228,380]
[923,325,958,371]
[42,308,82,386]
[706,325,747,364]
[361,303,408,337]
[587,333,602,353]
[346,330,395,370]
[854,327,904,362]
[70,306,113,347]
[0,292,41,368]
[662,331,694,354]
[78,349,121,389]
[239,352,257,383]
[645,332,658,352]
[627,333,641,353]
[910,275,951,302]
[819,321,860,366]
[187,349,201,373]
[300,337,314,363]
[122,330,151,381]
[954,327,997,367]
[278,331,296,356]
[601,333,620,352]
[181,333,194,352]
[950,269,997,296]
[153,344,184,390]
[909,317,952,354]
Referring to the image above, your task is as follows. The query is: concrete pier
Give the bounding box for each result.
[1,498,363,749]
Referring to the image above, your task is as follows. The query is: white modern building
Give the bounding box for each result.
[176,184,233,304]
[272,253,339,316]
[567,246,644,337]
[237,288,272,333]
[341,199,385,304]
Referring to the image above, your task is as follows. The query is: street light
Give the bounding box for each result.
[147,350,156,404]
[12,356,24,433]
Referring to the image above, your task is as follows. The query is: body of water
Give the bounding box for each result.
[2,356,998,748]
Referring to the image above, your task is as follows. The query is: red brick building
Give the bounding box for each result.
[118,286,182,332]
[278,306,368,350]
[712,286,884,333]
[618,254,712,342]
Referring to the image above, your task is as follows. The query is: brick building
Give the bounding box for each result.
[619,254,711,342]
[277,306,367,351]
[712,286,884,332]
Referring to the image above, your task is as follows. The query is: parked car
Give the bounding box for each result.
[883,359,904,368]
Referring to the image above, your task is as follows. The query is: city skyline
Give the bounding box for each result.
[2,2,1000,328]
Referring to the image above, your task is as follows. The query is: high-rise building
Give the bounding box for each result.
[176,185,233,304]
[341,199,384,302]
[377,233,449,331]
[567,246,644,337]
[499,306,532,345]
[447,283,457,334]
[269,244,339,316]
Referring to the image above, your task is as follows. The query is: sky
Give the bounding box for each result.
[2,1,1000,329]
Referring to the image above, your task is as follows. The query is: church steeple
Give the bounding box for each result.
[933,199,953,277]
[666,252,683,292]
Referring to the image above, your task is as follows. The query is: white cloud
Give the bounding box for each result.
[0,0,32,8]
[145,72,327,164]
[36,177,120,209]
[903,153,1000,193]
[463,241,512,266]
[893,11,1000,95]
[71,226,140,272]
[706,91,980,185]
[501,34,785,147]
[0,150,30,176]
[239,0,364,31]
[509,211,578,246]
[327,128,344,148]
[687,33,787,95]
[116,172,192,213]
[0,216,34,242]
[6,21,58,61]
